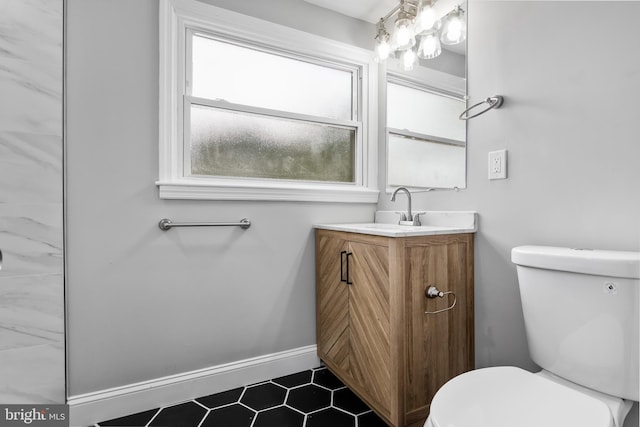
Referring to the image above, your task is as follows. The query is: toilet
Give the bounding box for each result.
[425,245,639,427]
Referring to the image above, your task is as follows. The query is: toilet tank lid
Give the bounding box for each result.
[511,245,640,279]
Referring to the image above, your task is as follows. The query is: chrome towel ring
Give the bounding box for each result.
[424,285,457,315]
[459,95,504,120]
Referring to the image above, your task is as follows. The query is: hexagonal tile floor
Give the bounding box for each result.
[96,367,389,427]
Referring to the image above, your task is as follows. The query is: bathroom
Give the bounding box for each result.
[1,0,639,426]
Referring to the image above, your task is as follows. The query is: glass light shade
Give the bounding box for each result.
[374,19,391,62]
[440,7,466,45]
[375,39,391,62]
[417,32,441,59]
[414,2,439,35]
[393,17,416,51]
[400,48,417,71]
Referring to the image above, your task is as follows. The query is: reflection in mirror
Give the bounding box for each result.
[388,133,465,188]
[383,0,467,190]
[385,70,466,189]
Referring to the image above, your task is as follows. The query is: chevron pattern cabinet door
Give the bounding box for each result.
[348,241,391,416]
[316,231,350,375]
[316,230,395,424]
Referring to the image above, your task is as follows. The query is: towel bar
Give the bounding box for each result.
[158,218,251,231]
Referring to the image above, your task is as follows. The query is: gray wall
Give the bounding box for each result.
[67,0,639,423]
[0,0,64,403]
[65,0,377,397]
[378,2,640,424]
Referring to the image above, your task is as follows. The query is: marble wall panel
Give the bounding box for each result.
[0,0,63,135]
[0,59,62,135]
[0,0,64,405]
[0,274,64,349]
[0,204,63,276]
[0,0,63,64]
[0,132,62,203]
[0,342,65,404]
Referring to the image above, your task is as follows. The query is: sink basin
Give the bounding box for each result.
[315,211,477,237]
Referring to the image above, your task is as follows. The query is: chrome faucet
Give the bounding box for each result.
[390,187,421,225]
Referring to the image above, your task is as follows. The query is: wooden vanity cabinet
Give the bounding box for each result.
[315,229,474,427]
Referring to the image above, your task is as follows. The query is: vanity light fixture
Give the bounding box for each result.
[374,0,465,70]
[440,4,466,45]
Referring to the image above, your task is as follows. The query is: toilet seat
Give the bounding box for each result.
[428,366,613,427]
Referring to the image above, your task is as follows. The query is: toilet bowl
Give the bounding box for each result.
[424,245,639,427]
[424,366,632,427]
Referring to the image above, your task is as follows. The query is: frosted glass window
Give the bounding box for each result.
[159,0,375,202]
[387,82,465,142]
[192,34,354,121]
[190,105,355,182]
[388,134,465,188]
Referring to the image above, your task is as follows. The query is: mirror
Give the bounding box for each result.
[384,2,467,190]
[302,0,467,190]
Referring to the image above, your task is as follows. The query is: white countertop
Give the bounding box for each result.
[315,211,477,238]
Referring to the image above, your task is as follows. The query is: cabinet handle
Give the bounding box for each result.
[424,285,456,314]
[346,252,353,285]
[340,251,347,283]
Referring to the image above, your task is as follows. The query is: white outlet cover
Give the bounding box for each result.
[488,149,507,180]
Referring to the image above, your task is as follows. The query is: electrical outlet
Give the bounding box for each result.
[488,149,507,180]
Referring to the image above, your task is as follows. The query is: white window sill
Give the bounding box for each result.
[156,180,379,203]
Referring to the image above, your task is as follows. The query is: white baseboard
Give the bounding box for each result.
[68,345,319,426]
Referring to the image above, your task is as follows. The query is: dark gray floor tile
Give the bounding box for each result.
[196,387,244,409]
[200,403,254,427]
[253,406,304,427]
[306,407,355,427]
[273,370,313,388]
[149,401,207,427]
[240,382,287,411]
[312,368,345,390]
[333,387,370,415]
[358,411,389,427]
[286,384,331,413]
[99,408,159,426]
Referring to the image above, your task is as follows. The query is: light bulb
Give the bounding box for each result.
[375,39,391,61]
[401,48,417,71]
[393,17,415,51]
[374,18,391,63]
[444,18,463,42]
[440,7,466,45]
[417,33,441,59]
[414,2,439,35]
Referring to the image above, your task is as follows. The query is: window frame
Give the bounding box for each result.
[158,0,379,202]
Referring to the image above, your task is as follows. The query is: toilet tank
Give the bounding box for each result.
[511,245,639,401]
